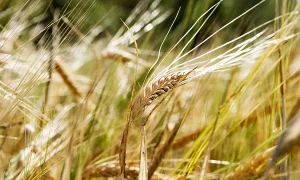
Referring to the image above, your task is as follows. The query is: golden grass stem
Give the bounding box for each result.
[139,126,148,180]
[278,49,288,179]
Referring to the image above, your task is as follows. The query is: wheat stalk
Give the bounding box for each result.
[119,69,196,178]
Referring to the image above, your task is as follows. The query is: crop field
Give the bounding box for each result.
[0,0,299,179]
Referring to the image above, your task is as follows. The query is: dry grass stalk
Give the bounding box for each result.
[278,50,288,177]
[224,147,275,180]
[139,126,148,180]
[119,113,131,179]
[54,61,84,99]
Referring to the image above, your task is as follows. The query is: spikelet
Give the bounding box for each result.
[54,61,84,99]
[131,71,188,119]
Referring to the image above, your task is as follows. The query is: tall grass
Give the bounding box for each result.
[0,0,299,179]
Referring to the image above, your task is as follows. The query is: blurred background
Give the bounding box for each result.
[0,0,283,47]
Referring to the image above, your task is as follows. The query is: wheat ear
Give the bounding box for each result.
[85,164,172,180]
[224,147,275,180]
[85,165,139,179]
[54,61,84,99]
[131,68,196,119]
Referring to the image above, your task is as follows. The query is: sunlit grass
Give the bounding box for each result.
[0,0,299,179]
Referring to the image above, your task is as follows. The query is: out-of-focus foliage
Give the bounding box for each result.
[1,0,293,44]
